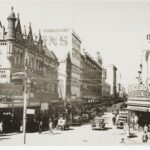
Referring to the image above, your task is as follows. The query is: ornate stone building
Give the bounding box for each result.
[0,7,59,110]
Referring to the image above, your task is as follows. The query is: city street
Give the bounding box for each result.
[0,111,149,146]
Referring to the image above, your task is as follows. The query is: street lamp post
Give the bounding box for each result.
[22,48,31,144]
[23,66,28,144]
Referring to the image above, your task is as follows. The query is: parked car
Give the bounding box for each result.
[57,117,71,130]
[72,115,83,125]
[91,116,105,130]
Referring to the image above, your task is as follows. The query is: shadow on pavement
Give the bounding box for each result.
[0,133,19,136]
[92,127,112,131]
[0,137,11,141]
[128,134,138,138]
[64,128,74,131]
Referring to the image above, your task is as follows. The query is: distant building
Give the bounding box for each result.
[116,72,126,102]
[106,64,117,102]
[42,29,81,102]
[80,51,102,104]
[102,68,111,104]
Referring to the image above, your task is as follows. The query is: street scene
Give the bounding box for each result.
[0,0,150,146]
[0,103,147,146]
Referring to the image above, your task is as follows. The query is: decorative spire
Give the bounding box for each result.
[39,29,42,41]
[29,22,31,28]
[7,6,16,40]
[7,6,16,20]
[97,51,102,65]
[27,22,33,40]
[17,13,19,19]
[23,25,26,35]
[16,13,20,28]
[0,21,2,28]
[11,6,14,11]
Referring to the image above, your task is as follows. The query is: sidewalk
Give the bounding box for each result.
[121,131,150,145]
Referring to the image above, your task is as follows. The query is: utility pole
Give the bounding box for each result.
[23,64,28,144]
[23,48,30,144]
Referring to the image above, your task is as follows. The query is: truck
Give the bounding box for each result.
[116,111,128,129]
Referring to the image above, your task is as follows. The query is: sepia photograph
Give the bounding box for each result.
[0,0,150,147]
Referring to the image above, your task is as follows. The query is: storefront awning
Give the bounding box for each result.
[127,100,150,107]
[127,105,150,112]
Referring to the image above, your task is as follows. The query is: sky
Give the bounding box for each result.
[0,0,150,90]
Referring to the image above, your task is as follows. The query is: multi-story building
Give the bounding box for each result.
[105,64,118,103]
[80,51,102,104]
[116,72,126,102]
[102,68,111,105]
[42,29,81,102]
[0,7,59,130]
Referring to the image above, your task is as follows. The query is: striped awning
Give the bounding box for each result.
[127,105,150,112]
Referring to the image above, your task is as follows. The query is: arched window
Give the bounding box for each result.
[20,52,23,67]
[16,51,19,66]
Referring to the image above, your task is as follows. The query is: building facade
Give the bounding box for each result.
[42,29,81,102]
[0,8,59,110]
[106,64,118,103]
[102,68,111,105]
[127,35,150,127]
[80,51,103,104]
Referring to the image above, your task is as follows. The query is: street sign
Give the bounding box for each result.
[26,109,35,114]
[128,84,150,97]
[41,102,49,110]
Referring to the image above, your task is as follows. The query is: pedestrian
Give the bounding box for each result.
[20,121,23,133]
[144,124,148,133]
[120,123,126,143]
[148,124,150,139]
[53,116,58,129]
[49,119,53,135]
[112,115,116,125]
[0,121,3,136]
[142,131,148,143]
[39,121,43,134]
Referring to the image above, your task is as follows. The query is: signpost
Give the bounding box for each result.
[27,109,35,115]
[23,71,27,144]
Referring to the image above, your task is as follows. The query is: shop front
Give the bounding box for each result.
[0,81,60,133]
[127,83,150,128]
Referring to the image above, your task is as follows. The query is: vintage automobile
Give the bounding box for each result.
[57,117,71,130]
[72,115,83,125]
[116,111,128,129]
[82,114,89,123]
[91,116,105,130]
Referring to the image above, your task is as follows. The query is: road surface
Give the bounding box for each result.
[0,112,148,146]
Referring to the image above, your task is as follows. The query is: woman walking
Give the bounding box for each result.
[49,119,53,135]
[142,131,148,143]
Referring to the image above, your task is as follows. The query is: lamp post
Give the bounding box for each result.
[23,63,28,144]
[23,69,27,144]
[22,48,31,144]
[23,65,31,144]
